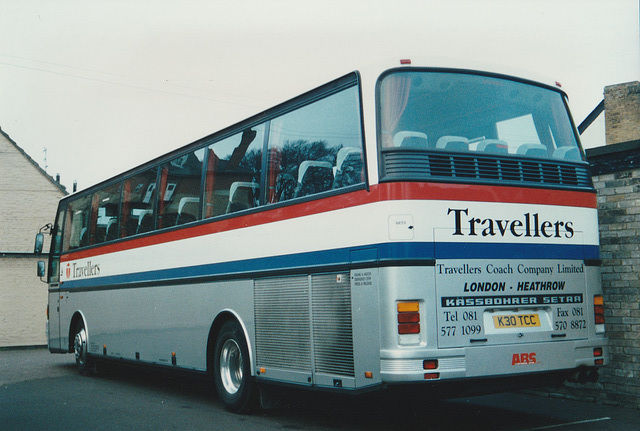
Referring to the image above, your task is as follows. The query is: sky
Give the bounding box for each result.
[1,0,639,192]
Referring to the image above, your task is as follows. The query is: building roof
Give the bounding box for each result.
[0,126,67,195]
[586,139,640,176]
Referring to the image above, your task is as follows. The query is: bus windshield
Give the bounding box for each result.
[378,70,583,162]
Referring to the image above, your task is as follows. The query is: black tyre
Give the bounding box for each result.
[73,320,94,376]
[213,320,256,413]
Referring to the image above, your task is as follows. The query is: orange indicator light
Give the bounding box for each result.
[397,302,419,313]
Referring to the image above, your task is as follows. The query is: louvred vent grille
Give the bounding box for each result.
[381,150,591,188]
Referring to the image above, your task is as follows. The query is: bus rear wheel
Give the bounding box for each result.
[213,320,256,413]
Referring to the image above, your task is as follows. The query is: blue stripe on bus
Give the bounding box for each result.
[61,241,599,289]
[435,242,599,260]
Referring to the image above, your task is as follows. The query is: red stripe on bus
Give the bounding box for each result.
[60,182,595,261]
[379,182,597,208]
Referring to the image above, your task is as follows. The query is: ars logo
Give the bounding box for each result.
[512,352,537,366]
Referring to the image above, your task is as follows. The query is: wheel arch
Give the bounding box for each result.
[206,310,254,377]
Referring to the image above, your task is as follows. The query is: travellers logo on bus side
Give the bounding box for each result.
[447,208,574,239]
[63,261,101,280]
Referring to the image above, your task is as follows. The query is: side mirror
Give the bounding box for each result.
[34,233,44,254]
[37,261,46,278]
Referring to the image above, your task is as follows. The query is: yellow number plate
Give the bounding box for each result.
[493,314,540,329]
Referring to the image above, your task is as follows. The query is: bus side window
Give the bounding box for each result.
[266,84,363,204]
[120,169,158,238]
[64,194,93,251]
[93,182,122,244]
[48,208,65,283]
[204,125,265,218]
[158,149,204,229]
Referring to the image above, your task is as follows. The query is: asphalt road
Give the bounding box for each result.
[1,347,637,430]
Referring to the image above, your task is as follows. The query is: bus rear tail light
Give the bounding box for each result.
[397,311,420,323]
[423,360,438,370]
[594,295,605,333]
[423,359,440,379]
[594,347,604,366]
[397,301,421,343]
[398,323,420,334]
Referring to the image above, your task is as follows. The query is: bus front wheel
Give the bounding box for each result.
[73,320,94,375]
[213,320,256,413]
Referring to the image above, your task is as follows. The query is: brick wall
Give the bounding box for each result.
[589,142,640,409]
[604,81,640,146]
[0,128,66,347]
[529,142,640,410]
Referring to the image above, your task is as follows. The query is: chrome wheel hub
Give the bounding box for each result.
[219,339,243,395]
[74,327,87,366]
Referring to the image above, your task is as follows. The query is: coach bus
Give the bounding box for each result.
[35,61,608,412]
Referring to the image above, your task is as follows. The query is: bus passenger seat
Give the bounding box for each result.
[333,147,364,188]
[476,139,509,154]
[177,197,200,225]
[553,146,582,162]
[79,227,89,247]
[105,218,119,241]
[517,143,548,158]
[294,161,333,198]
[210,190,230,217]
[124,218,138,237]
[436,136,469,152]
[95,226,107,243]
[226,182,259,213]
[393,131,428,149]
[137,211,155,234]
[274,173,297,202]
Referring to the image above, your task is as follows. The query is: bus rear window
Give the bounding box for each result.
[378,71,583,162]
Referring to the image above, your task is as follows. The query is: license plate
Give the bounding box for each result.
[493,314,540,329]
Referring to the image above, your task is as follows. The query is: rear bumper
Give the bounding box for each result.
[380,339,608,384]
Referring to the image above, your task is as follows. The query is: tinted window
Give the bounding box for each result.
[49,208,65,282]
[158,149,205,228]
[378,71,582,162]
[121,169,158,237]
[94,182,122,243]
[204,126,265,218]
[266,85,364,204]
[63,194,92,251]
